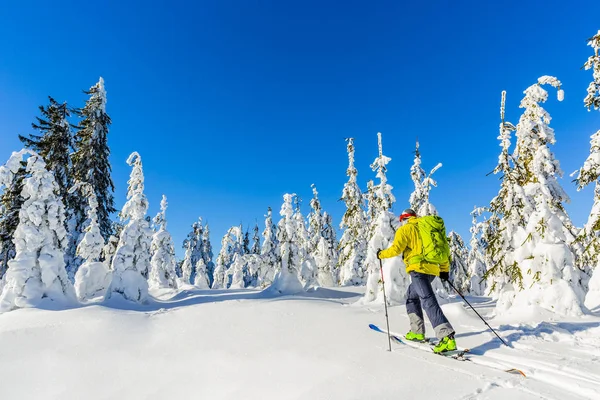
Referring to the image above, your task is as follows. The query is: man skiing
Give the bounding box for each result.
[377,208,456,353]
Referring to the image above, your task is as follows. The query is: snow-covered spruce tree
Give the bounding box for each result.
[577,31,600,309]
[270,193,304,294]
[338,138,368,286]
[72,77,116,241]
[106,152,152,303]
[574,132,600,275]
[243,254,262,287]
[260,207,279,287]
[244,224,262,287]
[229,254,246,289]
[180,242,195,286]
[584,30,600,111]
[294,195,316,289]
[409,141,442,217]
[181,219,203,285]
[19,97,81,276]
[101,221,122,271]
[447,231,470,294]
[19,98,73,213]
[495,77,585,316]
[307,184,324,255]
[364,180,377,229]
[201,223,215,286]
[251,223,261,255]
[73,183,111,301]
[194,259,210,289]
[0,151,76,311]
[467,207,488,296]
[243,229,251,255]
[314,212,338,286]
[212,226,243,289]
[149,195,178,290]
[480,91,521,299]
[0,161,25,279]
[364,132,407,304]
[369,132,395,216]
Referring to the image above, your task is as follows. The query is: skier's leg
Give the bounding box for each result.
[405,277,425,337]
[410,272,454,340]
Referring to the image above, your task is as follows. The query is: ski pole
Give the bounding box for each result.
[446,280,509,347]
[378,253,392,352]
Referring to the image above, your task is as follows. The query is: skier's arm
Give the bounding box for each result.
[378,227,408,259]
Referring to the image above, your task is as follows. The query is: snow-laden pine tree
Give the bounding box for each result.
[243,229,251,255]
[19,98,80,277]
[574,131,600,274]
[314,212,338,286]
[0,161,25,279]
[369,133,395,216]
[260,207,279,287]
[149,195,178,290]
[212,226,243,289]
[467,207,488,296]
[577,31,600,309]
[194,259,210,289]
[106,152,152,303]
[294,196,316,288]
[495,77,584,316]
[180,242,195,286]
[0,151,76,311]
[102,221,122,272]
[243,254,262,287]
[19,98,73,213]
[270,194,304,294]
[447,231,470,294]
[251,223,261,255]
[480,91,520,299]
[72,77,116,241]
[307,184,324,255]
[338,138,368,286]
[181,219,203,285]
[584,30,600,111]
[229,254,246,289]
[364,180,377,228]
[363,132,407,304]
[201,223,215,286]
[409,141,442,217]
[73,183,111,301]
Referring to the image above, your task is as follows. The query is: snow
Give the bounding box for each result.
[0,287,599,399]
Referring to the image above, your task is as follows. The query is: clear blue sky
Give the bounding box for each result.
[1,0,599,257]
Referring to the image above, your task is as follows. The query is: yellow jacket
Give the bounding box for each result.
[378,217,449,276]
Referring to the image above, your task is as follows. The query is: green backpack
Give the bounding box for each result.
[409,215,450,265]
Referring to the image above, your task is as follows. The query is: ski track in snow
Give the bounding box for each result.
[0,286,599,400]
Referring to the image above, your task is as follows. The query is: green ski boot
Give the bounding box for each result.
[405,331,426,342]
[433,335,457,354]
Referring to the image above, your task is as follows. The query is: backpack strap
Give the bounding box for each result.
[407,218,424,265]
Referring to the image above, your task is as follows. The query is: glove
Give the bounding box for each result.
[376,249,383,259]
[439,271,449,281]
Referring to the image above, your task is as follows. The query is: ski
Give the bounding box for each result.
[369,323,526,377]
[368,323,470,360]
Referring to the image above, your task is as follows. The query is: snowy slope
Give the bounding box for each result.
[0,287,599,400]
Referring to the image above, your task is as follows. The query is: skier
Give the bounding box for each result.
[377,208,456,353]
